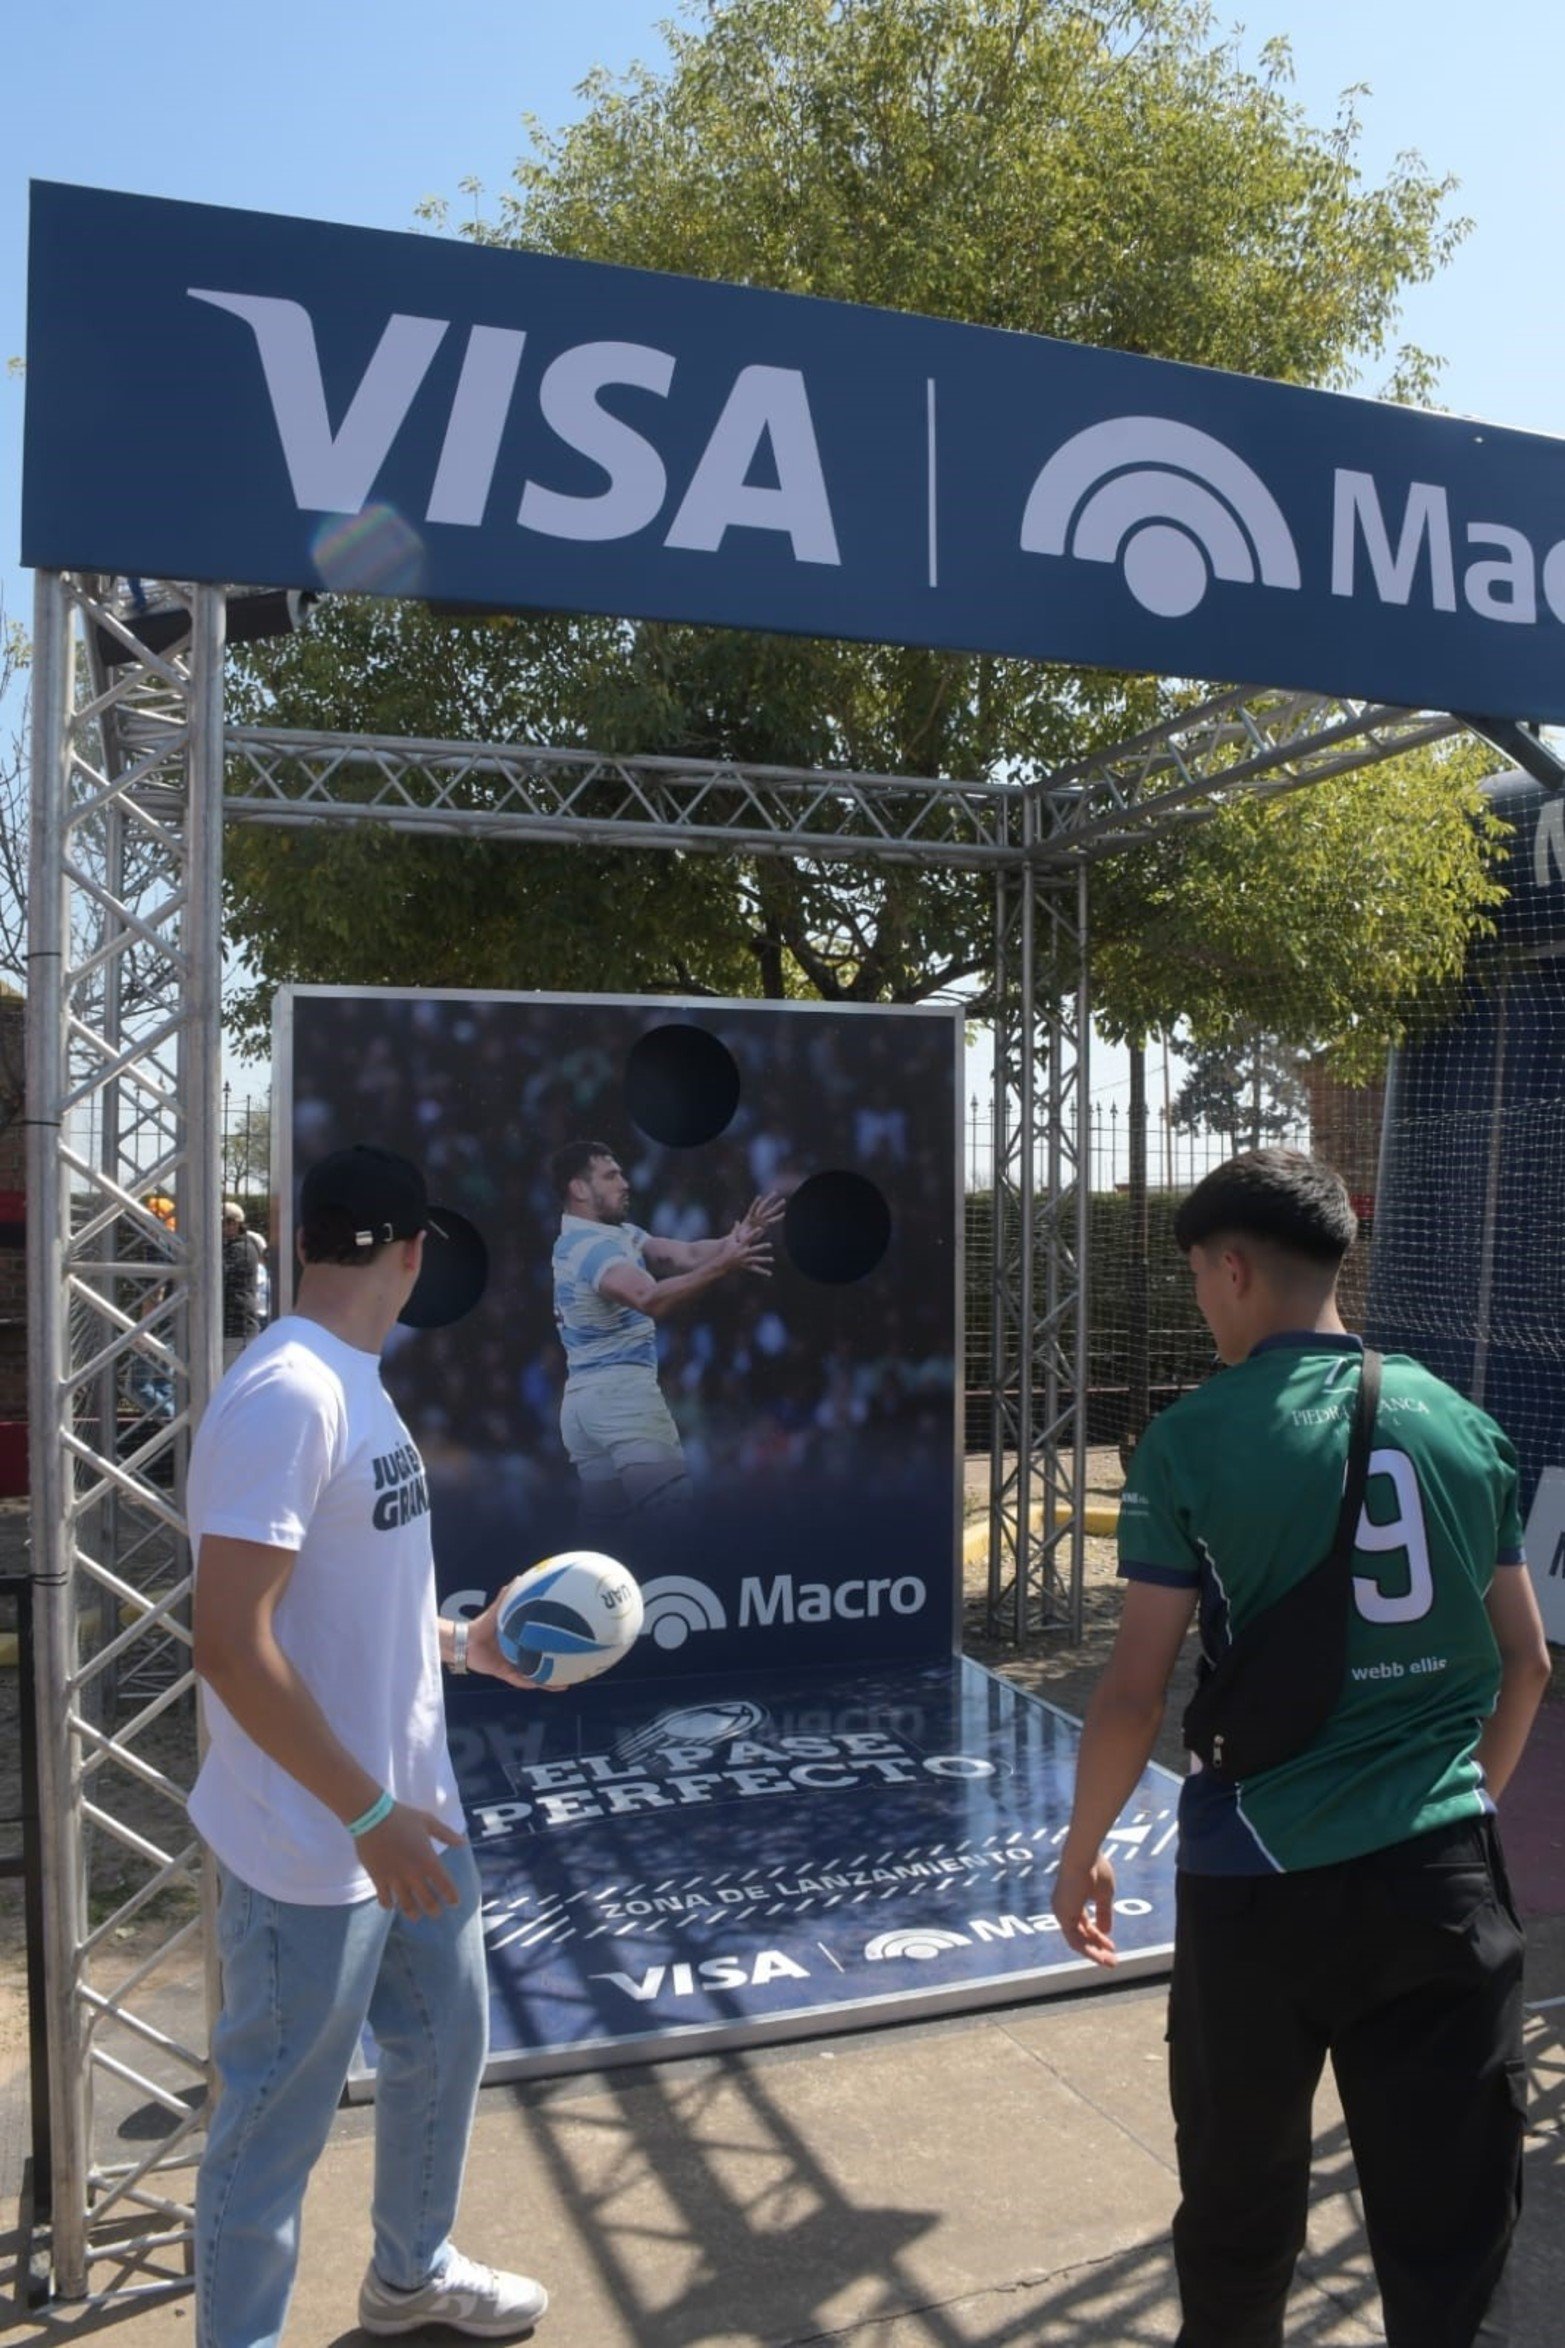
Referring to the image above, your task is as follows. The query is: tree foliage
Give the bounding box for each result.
[1170,1030,1310,1148]
[0,610,28,1133]
[227,0,1484,1054]
[486,0,1457,397]
[222,1097,274,1194]
[0,608,28,997]
[1090,734,1510,1076]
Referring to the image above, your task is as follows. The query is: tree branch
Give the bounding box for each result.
[0,607,30,995]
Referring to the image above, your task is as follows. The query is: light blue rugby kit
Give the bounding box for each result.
[552,1214,686,1502]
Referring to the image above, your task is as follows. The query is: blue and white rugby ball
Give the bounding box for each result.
[497,1551,644,1688]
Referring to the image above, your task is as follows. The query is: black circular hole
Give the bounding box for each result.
[783,1170,892,1284]
[624,1024,741,1149]
[398,1207,490,1329]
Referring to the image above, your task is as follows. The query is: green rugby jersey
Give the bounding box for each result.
[1119,1333,1524,1874]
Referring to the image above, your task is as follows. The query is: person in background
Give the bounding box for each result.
[1052,1148,1551,2348]
[221,1198,267,1369]
[126,1190,178,1425]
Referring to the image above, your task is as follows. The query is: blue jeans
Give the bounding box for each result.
[195,1840,488,2348]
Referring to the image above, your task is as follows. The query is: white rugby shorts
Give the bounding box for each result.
[560,1366,684,1481]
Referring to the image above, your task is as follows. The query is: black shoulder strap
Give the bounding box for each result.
[1326,1348,1381,1580]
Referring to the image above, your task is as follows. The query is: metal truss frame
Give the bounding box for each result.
[25,570,1479,2299]
[986,848,1091,1641]
[28,575,226,2302]
[218,725,1022,867]
[1038,685,1463,864]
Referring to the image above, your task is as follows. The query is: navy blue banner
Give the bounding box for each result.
[350,1660,1180,2087]
[25,182,1565,720]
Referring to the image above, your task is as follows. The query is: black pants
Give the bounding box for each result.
[1170,1818,1527,2348]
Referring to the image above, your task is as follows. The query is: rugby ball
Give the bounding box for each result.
[497,1552,644,1688]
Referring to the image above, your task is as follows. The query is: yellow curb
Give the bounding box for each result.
[0,1598,148,1669]
[962,1498,1118,1563]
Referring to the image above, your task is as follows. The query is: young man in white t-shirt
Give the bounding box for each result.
[189,1144,548,2345]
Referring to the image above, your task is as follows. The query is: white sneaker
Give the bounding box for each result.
[358,2247,549,2338]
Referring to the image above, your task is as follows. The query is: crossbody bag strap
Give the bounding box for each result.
[1326,1347,1381,1582]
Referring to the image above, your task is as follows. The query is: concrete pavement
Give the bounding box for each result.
[4,1911,1562,2347]
[6,1699,1563,2345]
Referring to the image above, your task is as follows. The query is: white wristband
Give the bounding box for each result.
[448,1619,469,1675]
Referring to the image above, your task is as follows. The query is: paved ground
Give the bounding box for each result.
[3,1465,1562,2345]
[2,1933,1561,2346]
[1,1718,1561,2345]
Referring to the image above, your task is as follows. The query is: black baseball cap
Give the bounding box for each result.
[298,1145,489,1329]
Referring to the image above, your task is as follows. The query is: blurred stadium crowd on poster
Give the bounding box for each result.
[285,990,960,1654]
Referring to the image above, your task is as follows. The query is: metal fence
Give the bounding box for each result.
[962,1067,1388,1453]
[964,1088,1315,1197]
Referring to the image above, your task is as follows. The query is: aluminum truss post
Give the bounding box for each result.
[987,853,1035,1640]
[26,575,226,2300]
[28,569,89,2295]
[986,802,1089,1639]
[185,587,227,1420]
[1037,860,1089,1643]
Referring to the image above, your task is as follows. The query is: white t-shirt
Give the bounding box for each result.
[187,1315,460,1904]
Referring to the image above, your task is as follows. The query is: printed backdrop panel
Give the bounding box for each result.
[350,1659,1180,2088]
[282,988,962,1676]
[1521,1473,1565,1646]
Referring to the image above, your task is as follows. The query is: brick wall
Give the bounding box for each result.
[1303,1063,1385,1333]
[0,994,25,1423]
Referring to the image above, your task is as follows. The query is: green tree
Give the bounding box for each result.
[0,611,29,1134]
[1170,1030,1310,1150]
[0,607,28,998]
[222,1097,273,1196]
[1090,733,1510,1076]
[227,0,1483,1050]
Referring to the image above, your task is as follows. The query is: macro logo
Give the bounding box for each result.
[636,1576,728,1653]
[1021,415,1301,619]
[864,1927,971,1963]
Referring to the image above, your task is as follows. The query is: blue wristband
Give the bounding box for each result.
[346,1789,395,1839]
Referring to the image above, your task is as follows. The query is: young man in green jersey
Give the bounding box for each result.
[1052,1149,1551,2348]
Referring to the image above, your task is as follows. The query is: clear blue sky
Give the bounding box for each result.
[4,1,1563,1091]
[7,0,1563,639]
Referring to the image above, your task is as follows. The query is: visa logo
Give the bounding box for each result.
[189,289,840,562]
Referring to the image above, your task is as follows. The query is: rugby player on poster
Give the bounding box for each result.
[549,1141,783,1518]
